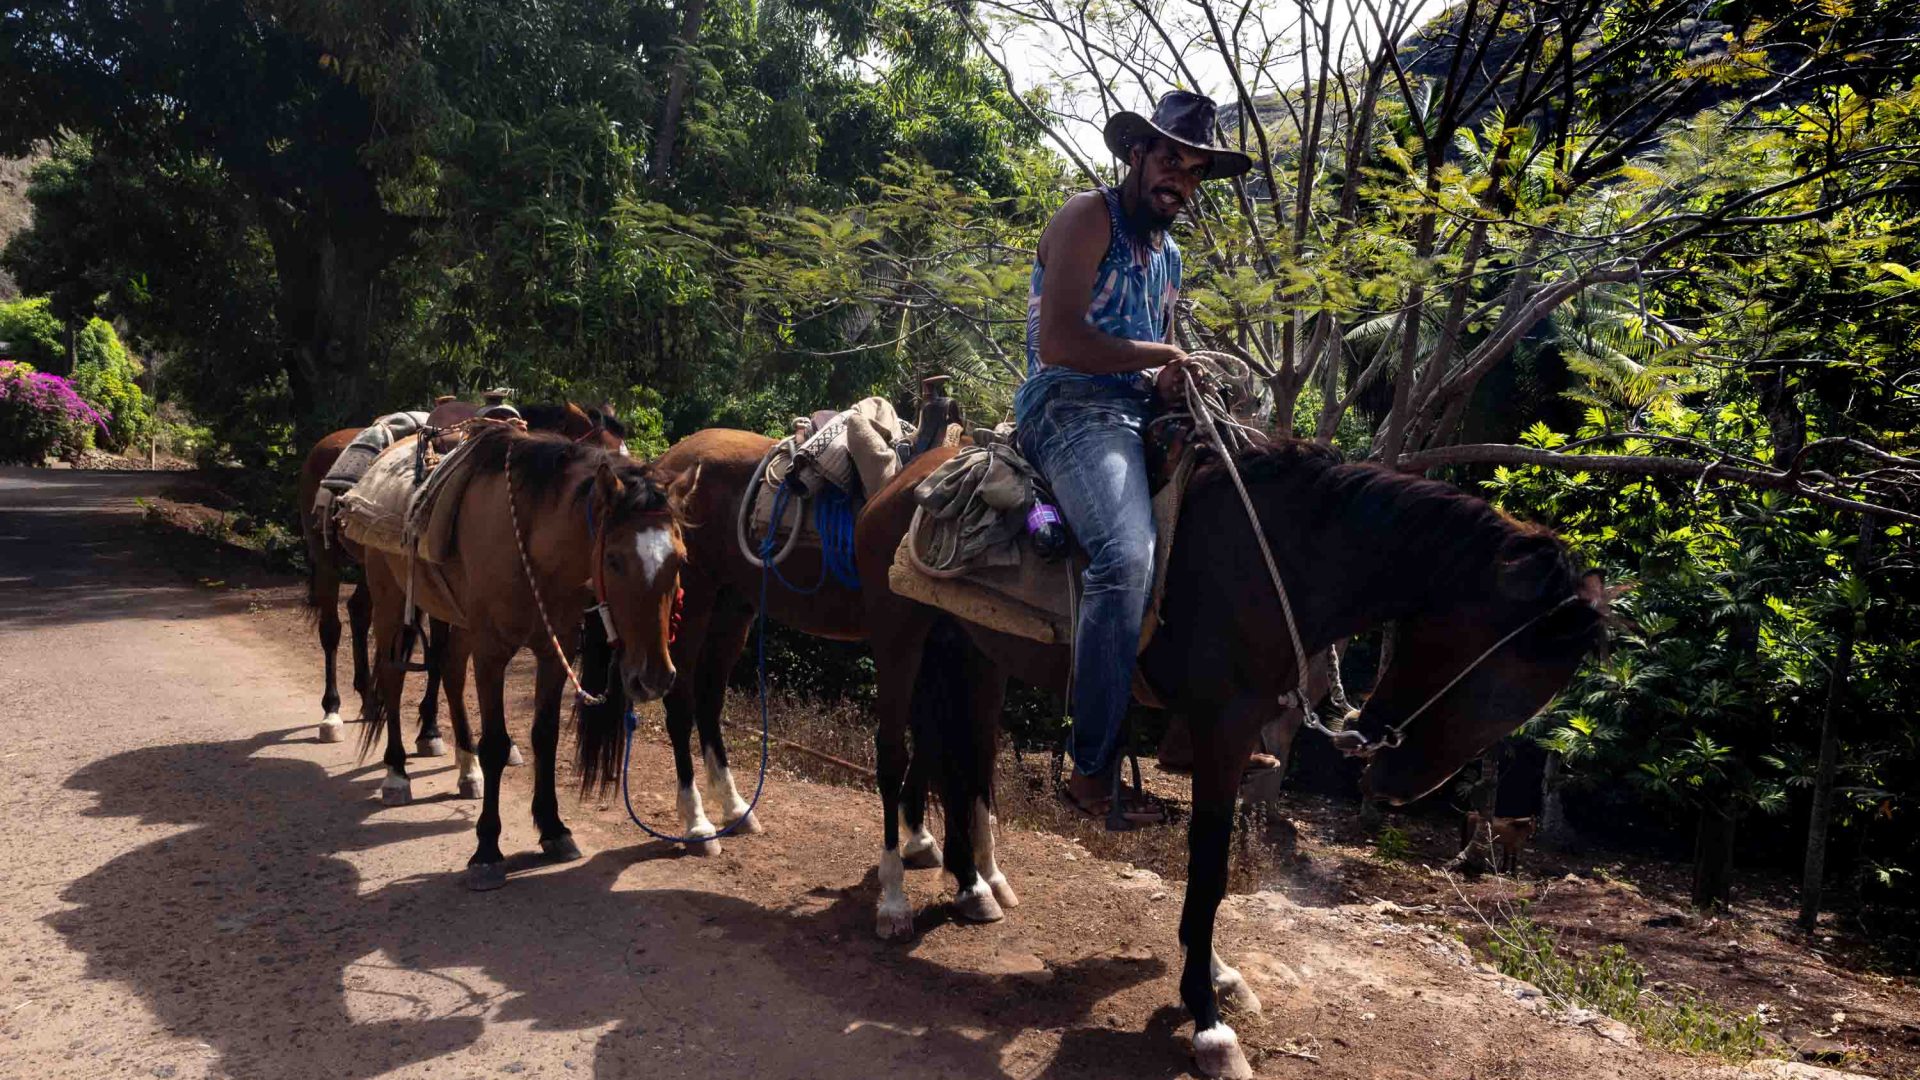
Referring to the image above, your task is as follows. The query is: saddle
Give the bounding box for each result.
[886,366,1243,659]
[741,396,917,559]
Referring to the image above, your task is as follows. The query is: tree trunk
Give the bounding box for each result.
[650,0,710,180]
[61,321,77,377]
[1538,751,1578,849]
[1799,517,1876,931]
[1692,806,1737,909]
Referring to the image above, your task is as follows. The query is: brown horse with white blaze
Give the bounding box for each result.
[296,401,627,750]
[353,424,684,891]
[854,439,1610,1079]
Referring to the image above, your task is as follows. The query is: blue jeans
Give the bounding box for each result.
[1017,377,1155,779]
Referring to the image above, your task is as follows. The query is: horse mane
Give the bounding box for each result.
[459,423,666,515]
[1194,437,1558,590]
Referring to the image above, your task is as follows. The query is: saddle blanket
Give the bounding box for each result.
[746,395,914,548]
[319,411,429,494]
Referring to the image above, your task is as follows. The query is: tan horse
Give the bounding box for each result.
[295,401,626,748]
[352,424,684,891]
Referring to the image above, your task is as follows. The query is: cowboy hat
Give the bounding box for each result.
[1103,90,1254,179]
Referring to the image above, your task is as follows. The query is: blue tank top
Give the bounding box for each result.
[1016,186,1182,416]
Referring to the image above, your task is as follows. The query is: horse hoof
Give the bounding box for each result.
[1216,969,1263,1017]
[415,736,447,757]
[541,834,583,862]
[466,863,507,892]
[901,843,943,871]
[379,777,412,806]
[1192,1024,1252,1080]
[456,778,481,800]
[876,901,915,941]
[506,743,526,767]
[951,884,1004,924]
[986,873,1020,910]
[685,838,722,857]
[725,809,764,835]
[317,715,345,743]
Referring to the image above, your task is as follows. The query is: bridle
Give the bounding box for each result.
[1176,364,1593,760]
[505,439,680,707]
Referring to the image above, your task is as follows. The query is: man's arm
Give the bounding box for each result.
[1036,194,1184,375]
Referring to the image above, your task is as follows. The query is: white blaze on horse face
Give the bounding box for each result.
[633,527,675,588]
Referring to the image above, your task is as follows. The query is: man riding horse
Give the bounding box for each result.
[1017,91,1251,825]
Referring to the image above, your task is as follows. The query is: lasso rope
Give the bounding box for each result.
[504,440,606,706]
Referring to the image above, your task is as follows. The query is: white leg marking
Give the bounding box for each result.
[876,847,914,939]
[1209,951,1263,1016]
[456,748,483,798]
[971,798,1018,909]
[676,782,718,840]
[633,527,675,586]
[703,746,760,833]
[898,807,940,867]
[379,767,412,806]
[318,712,345,742]
[1192,1024,1252,1080]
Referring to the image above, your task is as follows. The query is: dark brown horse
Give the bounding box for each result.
[640,427,944,859]
[854,440,1609,1079]
[354,425,684,891]
[295,400,626,749]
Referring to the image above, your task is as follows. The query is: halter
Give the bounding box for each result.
[1177,364,1590,760]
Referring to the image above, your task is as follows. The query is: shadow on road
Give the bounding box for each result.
[52,727,1177,1080]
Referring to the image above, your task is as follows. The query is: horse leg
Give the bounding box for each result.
[530,648,582,861]
[947,652,1009,924]
[466,648,514,890]
[443,630,482,800]
[347,580,372,722]
[695,603,761,835]
[365,566,414,807]
[1179,695,1267,1080]
[870,606,935,940]
[312,554,346,743]
[967,672,1017,911]
[899,747,941,870]
[414,615,449,757]
[663,585,720,856]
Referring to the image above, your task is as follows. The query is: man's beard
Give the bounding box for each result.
[1126,173,1182,237]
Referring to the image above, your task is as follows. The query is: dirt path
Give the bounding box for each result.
[0,468,1846,1080]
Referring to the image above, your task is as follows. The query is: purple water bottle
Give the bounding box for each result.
[1026,497,1069,561]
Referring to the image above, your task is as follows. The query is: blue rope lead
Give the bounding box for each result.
[814,485,862,591]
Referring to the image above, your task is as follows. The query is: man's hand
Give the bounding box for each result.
[1154,355,1217,406]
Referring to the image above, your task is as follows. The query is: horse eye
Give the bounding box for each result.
[607,553,627,572]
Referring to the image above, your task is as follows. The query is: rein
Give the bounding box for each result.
[1177,364,1584,760]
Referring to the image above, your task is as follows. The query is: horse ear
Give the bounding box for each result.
[668,464,703,517]
[1495,532,1562,601]
[592,462,625,515]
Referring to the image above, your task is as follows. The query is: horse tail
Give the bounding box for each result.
[909,618,983,875]
[573,611,630,798]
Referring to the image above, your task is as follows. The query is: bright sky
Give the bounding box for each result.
[988,0,1454,168]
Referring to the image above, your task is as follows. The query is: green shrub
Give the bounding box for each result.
[0,297,65,368]
[68,319,152,451]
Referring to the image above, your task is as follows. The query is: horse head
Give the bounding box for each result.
[1358,529,1612,805]
[587,458,687,703]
